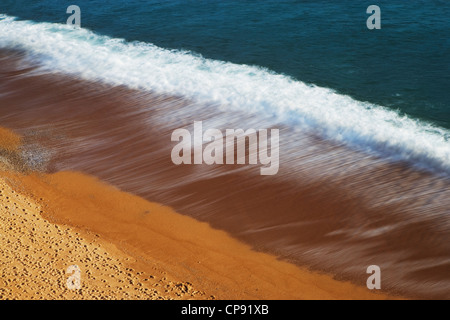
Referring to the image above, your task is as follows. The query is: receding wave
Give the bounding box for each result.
[0,14,449,174]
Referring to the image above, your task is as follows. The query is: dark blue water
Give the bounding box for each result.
[2,0,449,128]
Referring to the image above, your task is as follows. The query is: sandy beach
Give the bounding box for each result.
[0,126,397,300]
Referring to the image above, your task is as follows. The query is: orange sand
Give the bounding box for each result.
[0,176,201,300]
[0,127,21,152]
[0,127,399,300]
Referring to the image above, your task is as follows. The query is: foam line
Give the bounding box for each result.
[1,14,449,174]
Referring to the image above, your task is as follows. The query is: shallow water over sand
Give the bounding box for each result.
[1,50,449,299]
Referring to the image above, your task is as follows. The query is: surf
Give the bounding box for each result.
[0,14,449,175]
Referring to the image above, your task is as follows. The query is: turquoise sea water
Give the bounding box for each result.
[2,0,449,128]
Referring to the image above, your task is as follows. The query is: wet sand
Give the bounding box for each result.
[0,128,394,300]
[0,50,448,299]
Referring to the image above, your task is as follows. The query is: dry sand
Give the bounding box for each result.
[0,126,398,300]
[0,176,202,300]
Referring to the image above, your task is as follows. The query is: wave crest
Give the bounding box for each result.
[1,14,449,174]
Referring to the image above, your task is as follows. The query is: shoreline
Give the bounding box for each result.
[1,51,448,298]
[0,169,397,300]
[0,126,397,299]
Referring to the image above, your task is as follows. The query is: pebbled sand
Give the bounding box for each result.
[0,126,399,300]
[0,176,204,300]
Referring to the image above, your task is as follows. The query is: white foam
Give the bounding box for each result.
[1,14,449,174]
